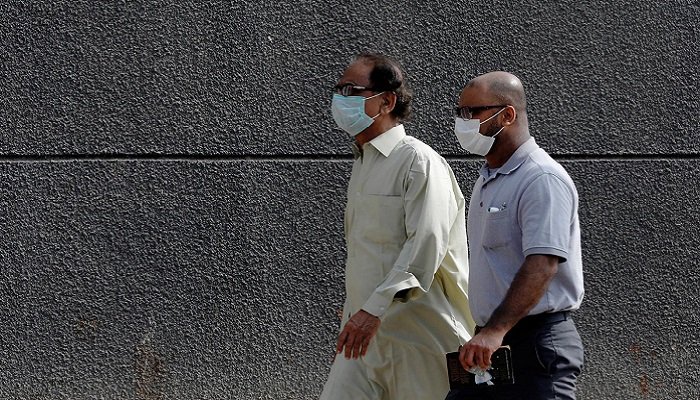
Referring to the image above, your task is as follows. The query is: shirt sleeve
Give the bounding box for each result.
[519,173,574,260]
[362,156,458,317]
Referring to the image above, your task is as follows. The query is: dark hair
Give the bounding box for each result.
[355,52,413,121]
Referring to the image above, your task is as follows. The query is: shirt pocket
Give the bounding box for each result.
[363,194,405,244]
[481,208,512,249]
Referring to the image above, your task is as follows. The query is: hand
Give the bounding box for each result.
[459,328,505,370]
[335,310,381,359]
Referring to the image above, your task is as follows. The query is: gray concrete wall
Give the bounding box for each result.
[1,1,697,399]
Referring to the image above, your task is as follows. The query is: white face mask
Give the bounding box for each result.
[453,107,506,156]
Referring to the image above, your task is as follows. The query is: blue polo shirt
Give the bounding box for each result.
[467,138,584,326]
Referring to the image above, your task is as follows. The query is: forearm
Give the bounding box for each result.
[483,254,559,334]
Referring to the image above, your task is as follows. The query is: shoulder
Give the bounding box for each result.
[518,148,578,201]
[396,135,444,163]
[397,135,452,176]
[523,148,574,186]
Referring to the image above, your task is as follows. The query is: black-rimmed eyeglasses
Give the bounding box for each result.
[333,83,376,97]
[454,105,507,120]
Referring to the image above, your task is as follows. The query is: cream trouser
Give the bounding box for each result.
[320,338,450,400]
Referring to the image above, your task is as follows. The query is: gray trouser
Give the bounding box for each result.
[445,312,584,400]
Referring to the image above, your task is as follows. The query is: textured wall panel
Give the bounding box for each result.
[1,0,697,155]
[564,160,700,400]
[0,161,349,399]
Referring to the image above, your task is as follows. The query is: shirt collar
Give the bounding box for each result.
[480,137,539,179]
[350,142,362,159]
[367,124,406,157]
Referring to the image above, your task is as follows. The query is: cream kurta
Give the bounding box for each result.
[321,125,474,400]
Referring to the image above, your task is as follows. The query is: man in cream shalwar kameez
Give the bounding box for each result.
[321,53,474,400]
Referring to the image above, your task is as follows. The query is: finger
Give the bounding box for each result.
[351,335,364,359]
[360,337,369,357]
[344,334,356,359]
[478,348,491,370]
[460,345,474,370]
[458,345,467,370]
[472,349,481,370]
[336,330,348,354]
[357,336,369,358]
[474,348,485,370]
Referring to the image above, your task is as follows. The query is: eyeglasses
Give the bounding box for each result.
[454,105,508,120]
[334,83,376,97]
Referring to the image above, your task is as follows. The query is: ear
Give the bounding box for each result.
[382,92,397,114]
[502,105,517,126]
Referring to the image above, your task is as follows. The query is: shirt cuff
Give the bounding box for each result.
[362,273,423,317]
[362,291,393,318]
[523,246,568,261]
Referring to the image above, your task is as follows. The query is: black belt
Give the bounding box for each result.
[476,311,570,334]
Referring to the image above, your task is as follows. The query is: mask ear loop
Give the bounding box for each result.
[479,106,507,125]
[365,91,385,100]
[365,91,386,119]
[480,107,508,138]
[492,126,506,138]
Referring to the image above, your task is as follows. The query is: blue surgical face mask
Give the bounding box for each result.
[331,92,384,136]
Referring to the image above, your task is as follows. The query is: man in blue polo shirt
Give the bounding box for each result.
[446,72,585,400]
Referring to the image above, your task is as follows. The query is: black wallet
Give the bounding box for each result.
[445,346,514,388]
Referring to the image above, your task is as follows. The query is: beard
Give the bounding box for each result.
[482,122,503,138]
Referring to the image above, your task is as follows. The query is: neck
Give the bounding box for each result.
[355,117,400,147]
[485,127,530,168]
